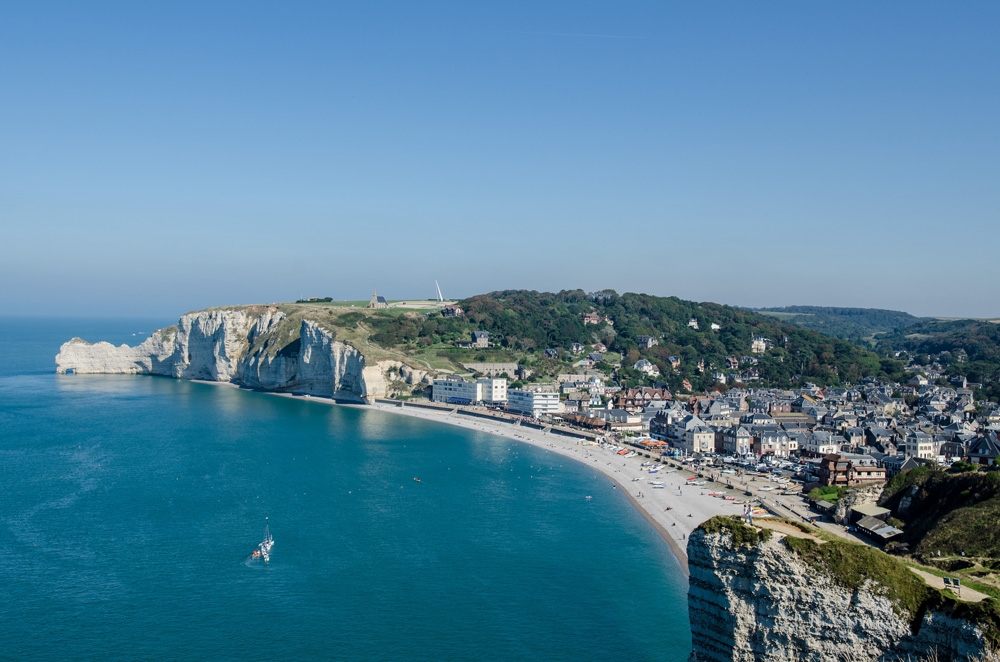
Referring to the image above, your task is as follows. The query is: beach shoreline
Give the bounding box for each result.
[190,381,744,572]
[351,400,746,572]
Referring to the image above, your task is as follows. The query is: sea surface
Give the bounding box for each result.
[0,317,691,661]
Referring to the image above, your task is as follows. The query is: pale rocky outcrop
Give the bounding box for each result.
[56,307,425,402]
[834,484,885,524]
[688,527,990,661]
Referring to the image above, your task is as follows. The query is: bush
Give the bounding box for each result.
[697,516,772,548]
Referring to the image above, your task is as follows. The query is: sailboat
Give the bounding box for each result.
[251,517,274,563]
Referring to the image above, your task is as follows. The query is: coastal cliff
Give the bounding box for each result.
[687,517,997,661]
[56,306,430,401]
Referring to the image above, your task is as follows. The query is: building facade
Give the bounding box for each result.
[432,377,508,405]
[507,389,560,417]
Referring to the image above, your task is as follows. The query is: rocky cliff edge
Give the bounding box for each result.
[55,306,430,401]
[688,516,998,662]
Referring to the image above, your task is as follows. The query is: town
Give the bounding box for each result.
[418,327,1000,549]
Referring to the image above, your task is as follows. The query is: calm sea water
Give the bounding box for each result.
[0,317,690,661]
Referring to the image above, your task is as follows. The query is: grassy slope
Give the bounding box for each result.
[880,468,1000,559]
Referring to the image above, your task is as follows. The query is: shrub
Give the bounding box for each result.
[697,516,772,548]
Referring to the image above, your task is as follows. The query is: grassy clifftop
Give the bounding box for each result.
[697,516,773,548]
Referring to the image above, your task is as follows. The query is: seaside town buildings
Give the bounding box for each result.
[424,346,1000,492]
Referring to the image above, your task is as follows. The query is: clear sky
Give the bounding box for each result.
[2,2,997,318]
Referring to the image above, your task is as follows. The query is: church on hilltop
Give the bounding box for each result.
[367,289,388,309]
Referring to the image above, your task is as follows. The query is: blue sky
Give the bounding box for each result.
[2,2,997,318]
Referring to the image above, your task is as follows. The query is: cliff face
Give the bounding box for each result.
[688,520,991,662]
[55,307,429,401]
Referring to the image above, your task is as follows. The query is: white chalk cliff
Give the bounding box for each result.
[56,306,428,401]
[687,522,991,661]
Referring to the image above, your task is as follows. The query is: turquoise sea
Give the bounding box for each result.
[0,317,690,661]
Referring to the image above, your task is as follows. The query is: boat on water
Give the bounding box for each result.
[251,518,274,563]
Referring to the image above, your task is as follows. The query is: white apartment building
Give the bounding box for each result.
[432,377,508,405]
[507,389,561,417]
[903,431,935,459]
[804,431,841,456]
[479,378,507,403]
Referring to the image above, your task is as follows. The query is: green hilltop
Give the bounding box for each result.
[300,289,906,391]
[753,305,925,344]
[875,318,1000,401]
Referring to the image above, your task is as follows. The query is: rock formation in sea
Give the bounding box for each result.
[56,306,430,401]
[687,517,995,661]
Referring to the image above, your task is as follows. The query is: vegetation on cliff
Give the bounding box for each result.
[775,526,1000,649]
[783,534,933,622]
[880,467,1000,560]
[697,516,772,548]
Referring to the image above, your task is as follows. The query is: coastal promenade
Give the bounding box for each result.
[356,400,742,571]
